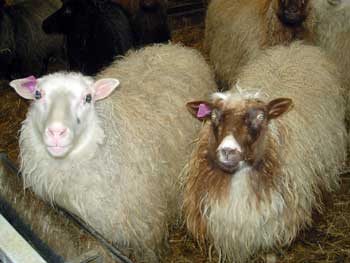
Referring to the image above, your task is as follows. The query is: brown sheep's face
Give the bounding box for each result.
[274,0,310,27]
[187,94,293,174]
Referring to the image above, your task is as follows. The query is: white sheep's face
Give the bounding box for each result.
[10,73,119,158]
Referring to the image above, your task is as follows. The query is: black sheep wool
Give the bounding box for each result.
[0,0,64,79]
[43,0,135,76]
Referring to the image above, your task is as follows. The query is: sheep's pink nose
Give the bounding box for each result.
[46,125,68,139]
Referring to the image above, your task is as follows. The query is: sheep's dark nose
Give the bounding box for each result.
[216,148,242,173]
[221,148,241,163]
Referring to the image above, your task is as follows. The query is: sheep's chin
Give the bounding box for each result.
[46,146,71,158]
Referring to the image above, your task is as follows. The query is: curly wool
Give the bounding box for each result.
[0,163,123,263]
[19,43,216,262]
[183,42,347,262]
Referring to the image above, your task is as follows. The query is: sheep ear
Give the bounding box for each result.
[186,101,213,121]
[267,98,293,119]
[93,78,120,101]
[9,76,38,100]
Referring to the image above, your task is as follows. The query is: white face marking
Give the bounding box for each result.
[257,113,265,120]
[212,92,229,101]
[217,134,242,153]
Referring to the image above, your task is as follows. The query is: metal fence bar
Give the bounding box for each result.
[0,195,65,263]
[0,214,47,263]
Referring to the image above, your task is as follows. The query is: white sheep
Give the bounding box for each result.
[183,42,346,262]
[10,43,217,262]
[205,0,315,88]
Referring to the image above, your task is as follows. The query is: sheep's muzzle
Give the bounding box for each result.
[215,148,243,174]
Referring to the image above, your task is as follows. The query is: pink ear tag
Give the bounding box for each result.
[197,103,212,118]
[21,76,37,93]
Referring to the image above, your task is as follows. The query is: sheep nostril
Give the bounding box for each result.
[220,148,241,163]
[47,126,68,138]
[59,128,67,136]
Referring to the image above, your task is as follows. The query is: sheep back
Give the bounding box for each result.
[314,0,350,124]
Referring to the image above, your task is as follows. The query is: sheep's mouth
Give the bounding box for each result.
[215,159,240,174]
[46,145,71,157]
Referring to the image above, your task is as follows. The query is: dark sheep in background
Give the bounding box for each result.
[42,0,135,75]
[114,0,171,45]
[0,0,64,79]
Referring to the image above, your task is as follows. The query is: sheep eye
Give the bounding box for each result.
[257,113,265,121]
[34,90,42,100]
[85,94,92,103]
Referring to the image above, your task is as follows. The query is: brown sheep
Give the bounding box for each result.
[182,42,346,262]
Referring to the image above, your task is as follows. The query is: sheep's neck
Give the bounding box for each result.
[184,126,281,240]
[197,126,279,198]
[183,126,232,241]
[211,129,280,200]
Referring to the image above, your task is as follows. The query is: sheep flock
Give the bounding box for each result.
[0,0,349,262]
